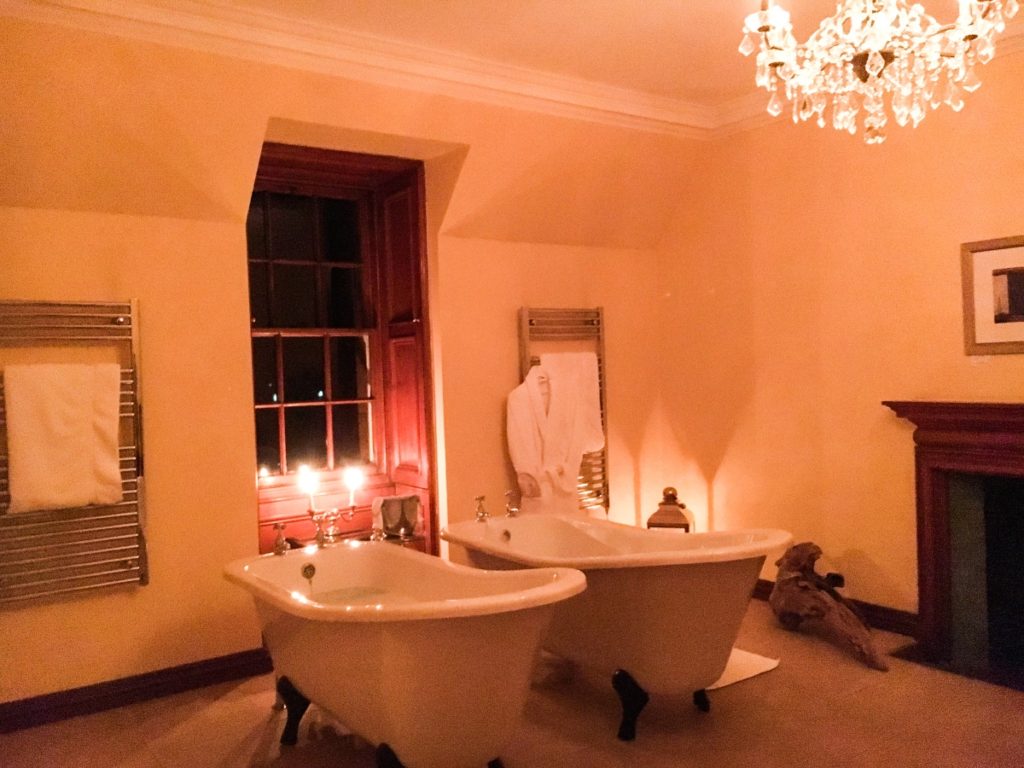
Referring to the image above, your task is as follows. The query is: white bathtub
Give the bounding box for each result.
[224,540,585,768]
[442,514,791,739]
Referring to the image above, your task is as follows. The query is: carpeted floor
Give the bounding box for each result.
[2,600,1022,767]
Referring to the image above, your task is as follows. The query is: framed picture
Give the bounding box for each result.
[961,235,1024,355]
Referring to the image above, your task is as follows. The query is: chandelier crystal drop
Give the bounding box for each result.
[740,0,1019,144]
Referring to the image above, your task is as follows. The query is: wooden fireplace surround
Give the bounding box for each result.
[883,401,1024,661]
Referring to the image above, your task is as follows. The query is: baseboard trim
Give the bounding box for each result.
[0,647,272,734]
[754,578,919,638]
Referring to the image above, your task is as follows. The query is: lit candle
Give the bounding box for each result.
[342,466,365,509]
[297,464,318,510]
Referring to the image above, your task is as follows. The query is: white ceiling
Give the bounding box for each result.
[212,0,970,104]
[9,0,1017,136]
[224,0,778,105]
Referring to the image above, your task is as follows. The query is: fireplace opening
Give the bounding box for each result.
[985,476,1024,668]
[949,473,1024,679]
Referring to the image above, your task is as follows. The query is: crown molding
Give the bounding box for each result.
[4,0,1024,143]
[2,0,718,139]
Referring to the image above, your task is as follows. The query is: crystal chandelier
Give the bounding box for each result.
[740,1,1019,143]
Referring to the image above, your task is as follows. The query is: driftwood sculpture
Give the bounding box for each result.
[769,542,888,671]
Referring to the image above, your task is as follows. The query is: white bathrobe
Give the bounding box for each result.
[539,352,604,492]
[506,365,548,501]
[506,353,604,515]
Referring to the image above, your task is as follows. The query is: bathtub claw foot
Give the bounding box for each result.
[375,743,406,768]
[693,688,711,713]
[612,669,649,741]
[276,676,310,746]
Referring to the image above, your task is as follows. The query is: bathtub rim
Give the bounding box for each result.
[442,515,792,570]
[224,540,586,622]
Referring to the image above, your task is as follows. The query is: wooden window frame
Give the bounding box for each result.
[248,143,436,554]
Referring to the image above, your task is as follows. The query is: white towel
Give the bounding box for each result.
[372,494,422,536]
[4,363,124,513]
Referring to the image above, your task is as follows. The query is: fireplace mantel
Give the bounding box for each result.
[883,401,1024,660]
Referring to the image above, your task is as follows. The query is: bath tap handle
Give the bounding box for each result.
[505,490,520,518]
[273,523,289,556]
[309,511,327,548]
[475,495,488,522]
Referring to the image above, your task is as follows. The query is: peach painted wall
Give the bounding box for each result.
[654,50,1024,611]
[0,16,699,702]
[2,10,1021,705]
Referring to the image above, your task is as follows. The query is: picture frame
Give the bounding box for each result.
[961,235,1024,355]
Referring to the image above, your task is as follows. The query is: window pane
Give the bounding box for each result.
[252,338,278,405]
[267,193,317,262]
[248,262,270,327]
[282,337,324,403]
[272,264,318,327]
[322,198,361,263]
[327,266,362,328]
[255,409,280,474]
[333,404,371,465]
[285,407,327,470]
[246,193,267,261]
[330,336,370,400]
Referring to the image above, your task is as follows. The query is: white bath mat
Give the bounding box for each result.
[708,648,779,690]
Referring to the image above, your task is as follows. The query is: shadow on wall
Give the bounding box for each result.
[828,547,916,610]
[651,150,759,528]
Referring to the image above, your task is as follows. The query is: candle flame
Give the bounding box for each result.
[297,464,319,496]
[342,466,365,492]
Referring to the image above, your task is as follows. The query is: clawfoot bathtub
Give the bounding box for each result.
[224,540,585,768]
[442,514,791,741]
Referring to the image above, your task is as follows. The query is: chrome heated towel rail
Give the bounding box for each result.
[0,300,147,604]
